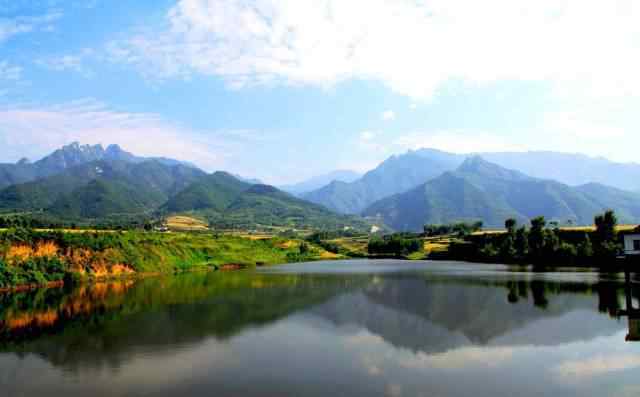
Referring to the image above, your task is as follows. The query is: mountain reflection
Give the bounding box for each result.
[0,262,630,371]
[312,274,625,353]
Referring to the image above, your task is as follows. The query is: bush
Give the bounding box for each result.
[368,235,422,257]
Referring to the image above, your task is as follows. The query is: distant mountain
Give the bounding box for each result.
[280,170,362,196]
[0,142,197,189]
[303,149,464,214]
[479,151,640,192]
[363,157,640,231]
[0,160,206,218]
[303,148,640,216]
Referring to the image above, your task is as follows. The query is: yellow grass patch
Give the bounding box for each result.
[320,251,340,259]
[277,240,297,249]
[425,241,450,253]
[167,215,209,231]
[5,242,60,264]
[238,234,273,240]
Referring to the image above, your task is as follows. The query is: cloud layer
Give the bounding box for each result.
[109,0,640,101]
[0,99,232,169]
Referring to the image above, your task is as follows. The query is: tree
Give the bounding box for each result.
[542,229,560,259]
[299,242,310,255]
[499,234,517,260]
[594,210,620,260]
[528,216,546,261]
[505,218,517,234]
[594,210,617,244]
[515,226,529,259]
[577,234,593,258]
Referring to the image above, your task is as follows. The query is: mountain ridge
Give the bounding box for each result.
[0,142,197,189]
[363,157,640,231]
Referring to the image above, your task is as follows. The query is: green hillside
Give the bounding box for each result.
[49,179,165,219]
[202,184,369,230]
[0,160,205,219]
[161,171,251,213]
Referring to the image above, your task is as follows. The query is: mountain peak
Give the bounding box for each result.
[62,142,104,153]
[104,144,138,162]
[457,156,529,181]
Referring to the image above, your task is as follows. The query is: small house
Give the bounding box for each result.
[623,227,640,256]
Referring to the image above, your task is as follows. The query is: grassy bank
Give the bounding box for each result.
[0,228,339,291]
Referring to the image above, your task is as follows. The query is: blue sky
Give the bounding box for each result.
[1,0,639,184]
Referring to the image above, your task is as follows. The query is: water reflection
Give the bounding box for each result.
[619,271,640,342]
[0,260,638,397]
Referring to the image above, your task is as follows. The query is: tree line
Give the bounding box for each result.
[448,210,626,265]
[423,221,484,237]
[367,234,422,257]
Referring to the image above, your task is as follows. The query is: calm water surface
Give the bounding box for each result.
[1,260,639,397]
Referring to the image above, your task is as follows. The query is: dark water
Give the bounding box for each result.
[1,260,639,397]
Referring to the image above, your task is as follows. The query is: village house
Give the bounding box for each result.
[623,226,640,257]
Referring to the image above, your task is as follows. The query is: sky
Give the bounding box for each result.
[1,0,639,184]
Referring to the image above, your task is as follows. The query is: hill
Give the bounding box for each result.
[168,178,371,231]
[0,160,206,219]
[209,184,368,230]
[161,171,252,213]
[363,157,640,231]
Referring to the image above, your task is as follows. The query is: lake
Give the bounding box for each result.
[1,260,639,397]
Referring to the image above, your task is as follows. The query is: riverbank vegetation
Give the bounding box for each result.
[0,228,337,290]
[442,210,635,266]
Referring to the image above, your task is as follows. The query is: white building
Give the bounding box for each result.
[624,232,640,256]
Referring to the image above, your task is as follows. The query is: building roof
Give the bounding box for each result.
[620,225,640,235]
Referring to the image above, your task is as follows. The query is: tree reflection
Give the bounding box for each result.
[620,270,640,342]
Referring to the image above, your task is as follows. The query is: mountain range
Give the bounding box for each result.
[0,143,369,231]
[1,143,639,231]
[303,148,640,214]
[303,149,462,213]
[0,142,195,190]
[362,157,640,231]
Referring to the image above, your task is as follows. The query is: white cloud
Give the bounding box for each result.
[0,61,22,81]
[381,110,395,121]
[357,130,389,155]
[0,99,243,170]
[0,11,63,43]
[359,130,377,142]
[108,0,640,102]
[36,49,95,77]
[553,354,640,382]
[393,130,526,154]
[399,346,514,371]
